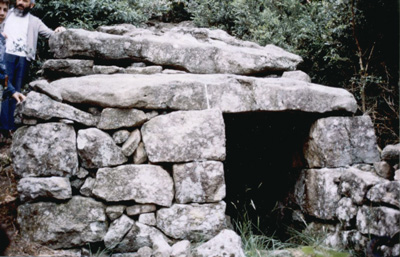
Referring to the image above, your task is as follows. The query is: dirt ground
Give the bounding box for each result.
[0,140,59,256]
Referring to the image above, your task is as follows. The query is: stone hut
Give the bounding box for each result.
[11,23,400,256]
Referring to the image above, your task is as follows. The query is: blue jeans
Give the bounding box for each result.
[0,54,29,131]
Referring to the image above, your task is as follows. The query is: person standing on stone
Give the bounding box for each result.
[1,0,65,132]
[0,0,26,138]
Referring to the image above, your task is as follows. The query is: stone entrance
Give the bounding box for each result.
[224,112,318,239]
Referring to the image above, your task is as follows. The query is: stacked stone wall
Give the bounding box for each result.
[9,22,399,256]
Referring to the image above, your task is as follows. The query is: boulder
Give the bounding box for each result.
[77,128,127,169]
[11,123,78,177]
[356,206,400,237]
[17,177,72,202]
[338,168,386,205]
[141,109,226,163]
[192,229,245,257]
[156,202,227,241]
[17,196,107,249]
[304,116,380,168]
[381,143,400,164]
[366,181,400,208]
[173,161,226,203]
[92,165,174,207]
[50,27,302,75]
[295,168,344,220]
[41,74,357,113]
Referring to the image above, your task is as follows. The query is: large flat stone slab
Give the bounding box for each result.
[41,73,357,114]
[49,26,302,75]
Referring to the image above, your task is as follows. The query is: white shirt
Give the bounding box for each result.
[4,11,30,57]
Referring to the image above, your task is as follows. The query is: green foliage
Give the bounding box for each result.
[32,0,150,30]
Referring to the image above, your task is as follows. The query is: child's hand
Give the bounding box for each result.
[1,32,6,38]
[12,92,26,104]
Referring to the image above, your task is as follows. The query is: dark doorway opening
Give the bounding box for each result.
[223,112,318,240]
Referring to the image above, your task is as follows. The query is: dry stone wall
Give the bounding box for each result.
[10,22,399,256]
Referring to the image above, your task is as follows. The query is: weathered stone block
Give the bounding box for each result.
[142,109,226,163]
[17,177,72,202]
[21,92,98,126]
[192,229,245,257]
[92,165,174,207]
[97,108,147,130]
[173,161,226,203]
[77,128,127,169]
[367,181,400,208]
[114,222,168,253]
[12,123,78,177]
[156,202,227,241]
[304,116,380,168]
[104,215,134,249]
[357,206,400,237]
[338,168,386,205]
[17,196,107,249]
[42,59,94,78]
[295,168,344,220]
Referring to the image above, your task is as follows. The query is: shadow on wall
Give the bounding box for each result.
[223,111,319,240]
